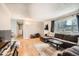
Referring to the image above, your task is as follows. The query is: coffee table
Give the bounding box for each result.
[48,39,63,50]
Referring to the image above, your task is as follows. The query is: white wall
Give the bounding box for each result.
[0,4,11,30]
[11,19,18,37]
[23,20,44,39]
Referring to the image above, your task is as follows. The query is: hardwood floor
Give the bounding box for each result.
[17,38,59,56]
[17,38,43,56]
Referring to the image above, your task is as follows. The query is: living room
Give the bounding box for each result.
[0,3,79,56]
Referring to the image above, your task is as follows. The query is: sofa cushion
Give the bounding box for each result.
[63,35,78,43]
[54,33,64,39]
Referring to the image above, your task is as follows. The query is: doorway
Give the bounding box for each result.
[17,20,23,39]
[11,19,23,39]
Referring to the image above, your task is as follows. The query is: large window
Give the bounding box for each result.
[54,16,78,33]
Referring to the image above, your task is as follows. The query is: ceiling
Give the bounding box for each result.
[5,3,79,22]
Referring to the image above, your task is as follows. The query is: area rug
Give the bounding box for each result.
[34,43,59,56]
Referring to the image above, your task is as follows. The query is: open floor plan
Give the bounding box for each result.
[0,3,79,56]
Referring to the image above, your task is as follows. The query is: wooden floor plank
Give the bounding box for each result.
[17,38,43,56]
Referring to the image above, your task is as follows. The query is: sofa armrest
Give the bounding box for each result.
[57,46,79,56]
